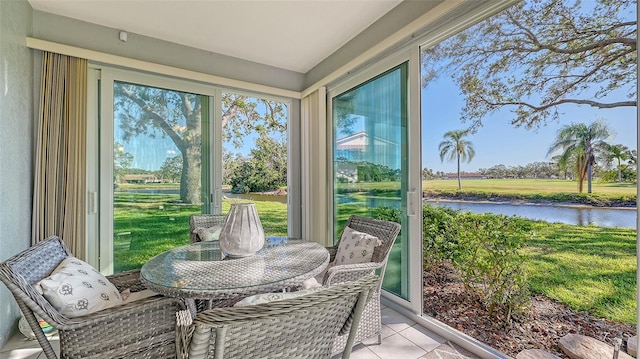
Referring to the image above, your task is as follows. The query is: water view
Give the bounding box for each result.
[336,193,637,229]
[429,200,637,229]
[122,189,636,229]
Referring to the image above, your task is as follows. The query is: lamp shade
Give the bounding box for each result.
[219,203,265,258]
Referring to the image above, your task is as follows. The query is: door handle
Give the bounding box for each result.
[407,190,417,217]
[89,191,98,214]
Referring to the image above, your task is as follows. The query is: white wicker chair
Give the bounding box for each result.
[189,214,226,243]
[323,215,401,353]
[176,275,379,359]
[0,236,185,359]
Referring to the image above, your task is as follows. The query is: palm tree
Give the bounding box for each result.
[604,144,631,182]
[628,149,637,168]
[438,130,475,190]
[547,120,611,193]
[551,154,571,180]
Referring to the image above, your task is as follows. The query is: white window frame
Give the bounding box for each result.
[87,66,296,273]
[326,48,423,313]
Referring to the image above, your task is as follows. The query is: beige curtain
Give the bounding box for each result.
[300,87,329,245]
[32,52,88,259]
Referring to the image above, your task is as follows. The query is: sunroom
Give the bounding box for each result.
[1,0,636,358]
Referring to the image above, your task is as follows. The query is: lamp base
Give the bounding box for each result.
[224,252,256,259]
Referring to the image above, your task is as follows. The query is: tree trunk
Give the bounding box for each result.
[576,157,587,193]
[587,163,592,193]
[180,148,201,204]
[617,159,622,182]
[457,155,462,190]
[179,103,202,204]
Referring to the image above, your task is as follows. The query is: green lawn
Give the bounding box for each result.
[112,192,287,271]
[525,222,636,324]
[337,178,636,196]
[424,178,637,195]
[113,193,196,271]
[112,187,637,324]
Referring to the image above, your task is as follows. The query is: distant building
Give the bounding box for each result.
[335,131,398,168]
[335,131,400,183]
[121,174,160,184]
[443,172,486,180]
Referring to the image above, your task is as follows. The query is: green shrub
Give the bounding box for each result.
[421,204,461,266]
[372,204,532,324]
[372,206,402,223]
[421,204,531,324]
[453,212,531,323]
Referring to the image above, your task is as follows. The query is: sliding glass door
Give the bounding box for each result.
[91,68,296,274]
[98,70,215,273]
[330,62,410,298]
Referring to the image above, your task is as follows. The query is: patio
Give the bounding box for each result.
[0,304,479,359]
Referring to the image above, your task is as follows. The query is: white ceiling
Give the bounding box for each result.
[28,0,403,73]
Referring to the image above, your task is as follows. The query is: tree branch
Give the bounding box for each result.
[503,10,637,54]
[481,96,636,111]
[118,84,186,152]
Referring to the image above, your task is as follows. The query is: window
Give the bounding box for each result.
[419,0,637,355]
[220,92,290,236]
[329,62,411,299]
[89,68,295,273]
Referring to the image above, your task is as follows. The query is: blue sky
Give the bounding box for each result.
[120,81,637,173]
[421,76,637,174]
[117,69,636,174]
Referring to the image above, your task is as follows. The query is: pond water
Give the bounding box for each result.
[121,189,637,229]
[429,200,637,229]
[336,195,636,229]
[119,188,180,194]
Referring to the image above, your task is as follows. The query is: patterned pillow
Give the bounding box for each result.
[233,287,322,307]
[334,226,382,266]
[193,226,222,241]
[38,257,122,318]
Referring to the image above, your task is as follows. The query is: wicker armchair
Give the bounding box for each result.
[176,275,378,359]
[189,214,226,243]
[0,236,185,359]
[323,215,401,353]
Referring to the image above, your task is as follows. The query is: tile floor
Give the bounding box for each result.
[0,305,470,359]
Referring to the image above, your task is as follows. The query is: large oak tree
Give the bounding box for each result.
[422,0,636,130]
[115,83,286,204]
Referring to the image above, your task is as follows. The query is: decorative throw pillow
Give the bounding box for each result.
[233,287,322,307]
[334,226,381,266]
[193,226,222,242]
[300,276,322,289]
[38,257,122,318]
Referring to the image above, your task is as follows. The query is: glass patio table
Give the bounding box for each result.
[140,237,330,313]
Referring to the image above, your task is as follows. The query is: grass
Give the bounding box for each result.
[337,178,636,196]
[524,222,636,324]
[423,178,636,206]
[423,178,637,195]
[112,192,287,272]
[112,186,637,324]
[113,193,196,271]
[336,178,636,206]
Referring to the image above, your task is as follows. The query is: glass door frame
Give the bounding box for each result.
[218,88,297,238]
[97,67,218,273]
[90,66,298,274]
[326,48,423,312]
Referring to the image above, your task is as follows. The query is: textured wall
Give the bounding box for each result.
[0,0,34,347]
